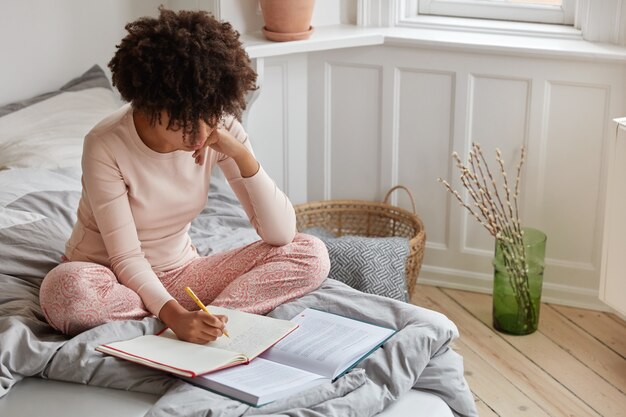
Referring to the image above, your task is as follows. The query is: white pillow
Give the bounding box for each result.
[0,87,120,170]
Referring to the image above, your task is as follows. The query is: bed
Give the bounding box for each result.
[0,67,476,417]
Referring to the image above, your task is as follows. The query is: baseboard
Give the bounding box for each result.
[418,265,611,312]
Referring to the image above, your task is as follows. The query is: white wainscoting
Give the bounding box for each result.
[245,54,309,205]
[301,45,624,309]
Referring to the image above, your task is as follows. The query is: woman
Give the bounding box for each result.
[39,7,329,344]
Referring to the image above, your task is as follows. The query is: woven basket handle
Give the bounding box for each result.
[383,185,417,214]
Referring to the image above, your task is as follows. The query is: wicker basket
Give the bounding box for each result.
[294,185,426,298]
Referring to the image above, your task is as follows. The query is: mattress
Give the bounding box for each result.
[0,378,454,417]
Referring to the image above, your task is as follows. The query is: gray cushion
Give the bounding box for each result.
[304,228,410,302]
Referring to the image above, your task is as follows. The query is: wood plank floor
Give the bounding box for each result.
[410,285,626,417]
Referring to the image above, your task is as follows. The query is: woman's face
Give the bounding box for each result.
[133,108,216,154]
[162,118,215,152]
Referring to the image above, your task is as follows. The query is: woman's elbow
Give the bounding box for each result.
[260,212,297,246]
[258,205,297,246]
[262,226,297,246]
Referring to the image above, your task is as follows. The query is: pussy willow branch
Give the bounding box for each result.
[495,149,525,256]
[461,150,509,236]
[513,146,526,237]
[496,149,527,271]
[475,144,512,228]
[469,146,520,250]
[439,179,497,235]
[439,143,528,262]
[495,149,515,222]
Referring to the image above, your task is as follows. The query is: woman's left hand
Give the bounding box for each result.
[192,128,244,166]
[192,145,208,165]
[193,128,259,177]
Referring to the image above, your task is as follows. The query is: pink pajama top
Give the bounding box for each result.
[65,104,296,316]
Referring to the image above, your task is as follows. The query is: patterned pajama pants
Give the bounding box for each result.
[39,233,330,336]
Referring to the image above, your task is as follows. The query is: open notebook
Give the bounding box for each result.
[96,306,298,377]
[185,308,397,406]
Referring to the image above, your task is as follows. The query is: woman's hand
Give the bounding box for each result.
[192,146,208,166]
[159,300,228,344]
[193,128,259,177]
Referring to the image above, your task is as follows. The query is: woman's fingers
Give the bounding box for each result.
[201,326,223,339]
[190,331,220,344]
[199,312,226,329]
[215,314,228,324]
[183,313,223,343]
[192,148,207,166]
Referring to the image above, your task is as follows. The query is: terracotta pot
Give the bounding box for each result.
[259,0,315,42]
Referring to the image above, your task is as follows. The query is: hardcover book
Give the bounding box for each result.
[185,308,397,406]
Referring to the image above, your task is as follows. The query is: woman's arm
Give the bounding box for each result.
[214,118,297,246]
[82,134,174,316]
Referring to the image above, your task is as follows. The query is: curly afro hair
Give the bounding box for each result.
[108,7,257,137]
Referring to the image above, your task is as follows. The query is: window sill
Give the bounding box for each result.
[243,24,626,63]
[242,26,385,59]
[396,15,581,39]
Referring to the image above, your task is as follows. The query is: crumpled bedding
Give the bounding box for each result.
[0,167,477,417]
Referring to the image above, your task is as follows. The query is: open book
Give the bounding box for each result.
[95,306,298,377]
[184,308,397,406]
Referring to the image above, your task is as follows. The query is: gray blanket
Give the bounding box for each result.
[0,167,477,417]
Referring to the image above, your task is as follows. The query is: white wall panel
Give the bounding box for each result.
[247,62,287,191]
[465,75,531,254]
[542,82,609,284]
[245,55,309,204]
[396,69,455,250]
[326,63,382,200]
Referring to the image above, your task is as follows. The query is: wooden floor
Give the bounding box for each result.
[410,285,626,417]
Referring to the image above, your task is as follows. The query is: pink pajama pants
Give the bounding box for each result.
[39,233,330,336]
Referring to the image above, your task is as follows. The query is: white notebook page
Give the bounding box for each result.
[160,306,298,359]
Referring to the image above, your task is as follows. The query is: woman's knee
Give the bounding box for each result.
[39,262,115,335]
[293,233,331,286]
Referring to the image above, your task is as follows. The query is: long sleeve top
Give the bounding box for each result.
[65,104,296,316]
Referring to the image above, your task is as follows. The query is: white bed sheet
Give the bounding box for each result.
[0,378,453,417]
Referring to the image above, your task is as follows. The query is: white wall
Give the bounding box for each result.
[306,45,625,309]
[0,0,161,106]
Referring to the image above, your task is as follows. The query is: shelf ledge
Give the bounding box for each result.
[243,24,626,63]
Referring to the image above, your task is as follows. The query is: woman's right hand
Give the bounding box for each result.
[158,300,227,344]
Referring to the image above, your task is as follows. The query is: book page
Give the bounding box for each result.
[194,358,327,405]
[260,308,395,379]
[160,306,298,359]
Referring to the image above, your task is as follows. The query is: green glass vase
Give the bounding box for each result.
[492,227,547,335]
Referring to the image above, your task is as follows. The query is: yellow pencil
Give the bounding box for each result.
[184,286,230,338]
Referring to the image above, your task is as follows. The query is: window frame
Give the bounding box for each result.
[414,0,575,25]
